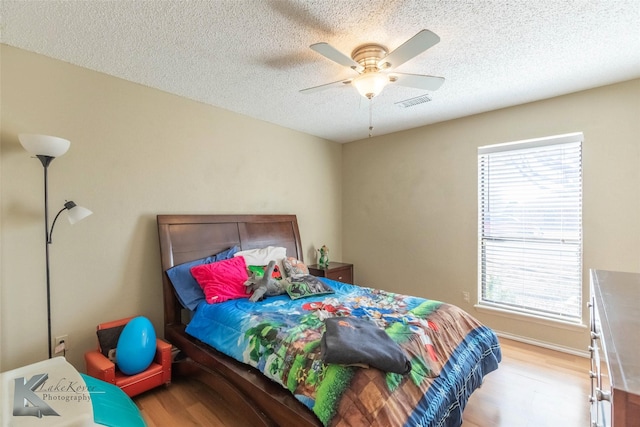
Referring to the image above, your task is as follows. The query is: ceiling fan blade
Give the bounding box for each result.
[300,78,353,94]
[310,43,363,71]
[378,30,440,70]
[391,73,445,91]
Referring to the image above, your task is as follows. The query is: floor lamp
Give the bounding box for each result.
[19,134,93,359]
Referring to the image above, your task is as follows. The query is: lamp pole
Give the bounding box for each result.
[38,154,55,359]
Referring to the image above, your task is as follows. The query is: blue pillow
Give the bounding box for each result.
[166,246,239,310]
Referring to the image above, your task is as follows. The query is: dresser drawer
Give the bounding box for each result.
[589,270,640,427]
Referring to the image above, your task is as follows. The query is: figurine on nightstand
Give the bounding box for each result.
[318,245,329,268]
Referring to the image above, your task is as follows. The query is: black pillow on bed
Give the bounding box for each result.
[97,325,126,361]
[321,317,411,375]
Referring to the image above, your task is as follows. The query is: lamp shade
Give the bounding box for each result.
[19,134,70,158]
[66,204,93,225]
[352,72,389,99]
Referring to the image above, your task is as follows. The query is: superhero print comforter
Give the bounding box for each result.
[186,279,501,427]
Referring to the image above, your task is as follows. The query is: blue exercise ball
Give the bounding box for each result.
[116,316,156,375]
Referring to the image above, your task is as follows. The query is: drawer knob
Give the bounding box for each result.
[596,389,611,402]
[337,276,343,280]
[590,331,600,340]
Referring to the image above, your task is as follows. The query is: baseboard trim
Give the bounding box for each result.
[494,330,590,358]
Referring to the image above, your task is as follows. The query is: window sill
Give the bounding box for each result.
[474,303,588,332]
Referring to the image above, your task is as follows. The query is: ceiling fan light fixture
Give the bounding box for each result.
[352,72,389,99]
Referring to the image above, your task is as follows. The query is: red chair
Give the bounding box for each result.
[84,316,172,397]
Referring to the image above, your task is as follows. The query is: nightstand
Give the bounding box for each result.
[308,262,353,284]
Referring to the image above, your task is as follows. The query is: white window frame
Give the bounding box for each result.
[477,132,583,324]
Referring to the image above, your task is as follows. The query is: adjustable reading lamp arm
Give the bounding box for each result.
[48,201,78,244]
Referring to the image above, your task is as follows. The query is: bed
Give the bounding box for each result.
[157,214,501,427]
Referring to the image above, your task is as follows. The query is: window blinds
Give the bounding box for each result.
[478,133,583,322]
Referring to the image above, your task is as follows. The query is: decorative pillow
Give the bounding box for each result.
[283,257,309,278]
[190,256,249,304]
[235,246,286,278]
[286,275,334,300]
[97,324,126,362]
[248,264,283,280]
[166,246,239,310]
[234,246,286,264]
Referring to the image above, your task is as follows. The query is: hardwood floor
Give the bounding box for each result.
[133,338,590,426]
[133,371,257,426]
[460,338,590,427]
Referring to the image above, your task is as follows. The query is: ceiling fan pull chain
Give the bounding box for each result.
[368,100,374,137]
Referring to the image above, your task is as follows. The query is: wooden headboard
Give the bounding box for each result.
[157,214,302,333]
[156,214,320,427]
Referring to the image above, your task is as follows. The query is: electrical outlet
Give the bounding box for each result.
[54,335,68,354]
[462,291,470,303]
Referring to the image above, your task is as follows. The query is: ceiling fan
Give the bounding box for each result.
[300,29,445,100]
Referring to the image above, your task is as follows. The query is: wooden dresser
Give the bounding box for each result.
[589,270,640,427]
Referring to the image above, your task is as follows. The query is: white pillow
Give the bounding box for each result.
[234,246,287,276]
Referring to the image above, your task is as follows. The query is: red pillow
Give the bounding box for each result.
[190,256,249,304]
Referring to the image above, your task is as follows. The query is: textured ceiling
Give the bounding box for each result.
[2,0,639,143]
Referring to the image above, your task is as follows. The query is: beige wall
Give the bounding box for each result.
[0,45,343,371]
[343,78,640,353]
[2,43,638,372]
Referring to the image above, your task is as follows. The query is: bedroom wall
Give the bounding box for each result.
[0,45,343,371]
[343,78,640,353]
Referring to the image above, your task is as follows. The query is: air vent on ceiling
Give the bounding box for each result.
[395,94,432,108]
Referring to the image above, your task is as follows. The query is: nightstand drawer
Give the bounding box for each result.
[325,266,352,283]
[308,262,353,284]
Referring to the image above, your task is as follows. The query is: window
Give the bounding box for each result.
[478,133,583,323]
